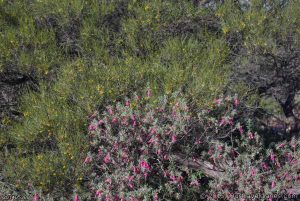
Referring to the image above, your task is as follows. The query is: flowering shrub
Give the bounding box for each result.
[85,91,206,200]
[85,92,300,201]
[196,97,300,201]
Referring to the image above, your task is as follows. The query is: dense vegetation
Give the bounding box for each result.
[0,0,300,200]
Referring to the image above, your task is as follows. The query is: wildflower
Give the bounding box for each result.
[108,107,113,115]
[140,160,150,171]
[271,180,276,189]
[84,156,92,164]
[95,190,102,198]
[270,153,275,163]
[248,131,254,139]
[170,175,177,183]
[262,162,269,171]
[153,192,159,201]
[105,177,112,185]
[234,98,240,106]
[251,168,257,177]
[278,143,285,149]
[163,170,169,177]
[88,124,97,131]
[219,118,226,126]
[33,193,40,201]
[112,117,118,123]
[146,89,151,97]
[171,135,177,143]
[190,180,200,186]
[74,194,79,201]
[98,148,102,156]
[103,153,111,164]
[98,119,104,125]
[125,100,130,106]
[214,98,222,106]
[238,126,244,134]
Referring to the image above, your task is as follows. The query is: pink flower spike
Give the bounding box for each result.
[171,135,177,143]
[108,107,113,115]
[98,119,104,125]
[238,126,244,134]
[153,192,159,201]
[278,143,285,149]
[95,190,102,198]
[88,124,97,131]
[271,180,276,189]
[214,98,222,106]
[125,100,130,106]
[234,98,240,106]
[146,89,151,97]
[103,153,111,164]
[84,156,92,164]
[270,153,275,163]
[140,160,150,171]
[248,132,254,139]
[33,193,40,201]
[112,117,118,123]
[190,180,200,186]
[74,194,79,201]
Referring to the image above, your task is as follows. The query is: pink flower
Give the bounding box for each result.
[177,176,183,183]
[278,143,285,149]
[153,193,159,201]
[105,195,111,201]
[105,177,112,185]
[214,98,222,106]
[95,190,102,198]
[271,180,276,188]
[248,132,254,139]
[140,160,150,171]
[219,118,226,126]
[146,89,151,97]
[33,193,40,201]
[125,100,130,106]
[135,95,140,101]
[262,162,269,171]
[163,170,169,177]
[132,166,140,174]
[108,107,113,115]
[217,145,222,151]
[144,172,148,179]
[234,98,240,106]
[190,180,200,186]
[251,168,257,177]
[98,119,104,125]
[98,148,102,156]
[238,126,244,134]
[84,156,92,164]
[170,175,177,183]
[74,194,79,201]
[103,153,111,164]
[88,124,97,131]
[163,154,169,160]
[171,135,177,143]
[270,153,275,162]
[112,117,118,123]
[127,175,134,182]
